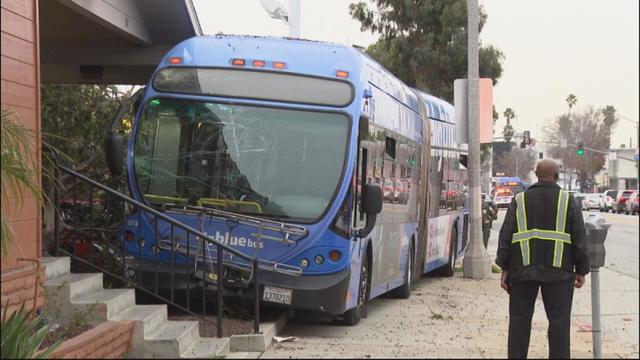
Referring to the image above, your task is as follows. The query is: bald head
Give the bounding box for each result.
[535,159,560,182]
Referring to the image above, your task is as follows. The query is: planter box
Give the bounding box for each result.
[48,321,134,359]
[1,264,46,317]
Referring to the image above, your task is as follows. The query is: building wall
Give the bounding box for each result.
[1,0,41,271]
[609,148,639,190]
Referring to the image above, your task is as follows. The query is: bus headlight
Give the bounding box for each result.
[314,255,324,265]
[299,259,309,268]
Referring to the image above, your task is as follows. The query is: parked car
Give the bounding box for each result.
[625,191,639,215]
[582,193,602,211]
[599,189,618,212]
[614,190,636,214]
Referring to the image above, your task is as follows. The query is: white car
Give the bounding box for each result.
[599,190,618,212]
[582,193,602,211]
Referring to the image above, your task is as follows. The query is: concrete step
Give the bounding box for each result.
[72,288,136,321]
[112,304,168,338]
[181,337,230,358]
[42,257,70,279]
[45,272,103,299]
[144,321,200,358]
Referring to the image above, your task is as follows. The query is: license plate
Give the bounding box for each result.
[263,286,292,305]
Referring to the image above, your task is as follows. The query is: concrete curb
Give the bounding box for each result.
[229,309,294,352]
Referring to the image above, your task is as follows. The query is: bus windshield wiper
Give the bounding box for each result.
[160,203,307,245]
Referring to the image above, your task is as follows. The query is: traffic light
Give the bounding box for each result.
[523,130,531,145]
[577,142,584,156]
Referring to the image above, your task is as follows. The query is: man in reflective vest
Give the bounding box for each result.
[496,159,590,359]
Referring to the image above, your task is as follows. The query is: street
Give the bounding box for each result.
[261,210,639,358]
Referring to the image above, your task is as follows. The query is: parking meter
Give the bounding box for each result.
[584,213,610,359]
[585,214,610,268]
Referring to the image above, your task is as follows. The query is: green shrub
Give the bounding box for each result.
[0,303,61,359]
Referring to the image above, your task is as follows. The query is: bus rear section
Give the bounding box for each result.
[415,91,469,276]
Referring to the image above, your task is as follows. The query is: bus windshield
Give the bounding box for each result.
[133,98,349,222]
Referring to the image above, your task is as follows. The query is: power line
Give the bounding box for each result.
[617,114,638,125]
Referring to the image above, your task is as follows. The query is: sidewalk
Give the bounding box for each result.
[262,269,636,358]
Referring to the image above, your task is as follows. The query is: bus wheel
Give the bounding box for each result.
[338,254,369,325]
[438,228,457,277]
[390,241,413,299]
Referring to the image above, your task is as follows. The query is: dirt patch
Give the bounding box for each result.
[39,322,94,350]
[168,314,254,337]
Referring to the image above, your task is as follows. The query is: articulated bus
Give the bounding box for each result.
[113,35,468,324]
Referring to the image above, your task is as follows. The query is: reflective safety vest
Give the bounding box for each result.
[512,191,571,268]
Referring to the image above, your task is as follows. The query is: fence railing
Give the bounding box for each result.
[52,164,263,337]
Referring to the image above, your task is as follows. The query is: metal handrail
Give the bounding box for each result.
[53,164,276,337]
[58,165,259,262]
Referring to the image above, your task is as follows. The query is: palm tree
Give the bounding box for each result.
[566,94,577,116]
[1,109,41,257]
[502,108,516,145]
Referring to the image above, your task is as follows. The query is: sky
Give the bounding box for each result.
[192,0,639,150]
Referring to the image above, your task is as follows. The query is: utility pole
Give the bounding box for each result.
[463,0,492,279]
[288,0,300,38]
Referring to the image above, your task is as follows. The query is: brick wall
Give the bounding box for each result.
[49,321,134,359]
[0,263,45,316]
[1,0,42,271]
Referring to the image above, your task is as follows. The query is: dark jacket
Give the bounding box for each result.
[496,181,590,283]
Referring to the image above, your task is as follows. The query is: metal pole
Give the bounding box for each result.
[288,0,300,38]
[463,0,491,279]
[591,267,602,358]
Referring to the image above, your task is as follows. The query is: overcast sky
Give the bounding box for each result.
[192,0,639,149]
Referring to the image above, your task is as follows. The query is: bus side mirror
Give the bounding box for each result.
[357,183,383,238]
[105,131,124,176]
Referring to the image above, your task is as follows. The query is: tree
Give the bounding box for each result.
[494,147,536,180]
[566,94,577,116]
[40,84,132,244]
[544,106,618,189]
[349,0,504,102]
[41,85,130,177]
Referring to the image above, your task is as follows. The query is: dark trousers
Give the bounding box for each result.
[508,280,575,359]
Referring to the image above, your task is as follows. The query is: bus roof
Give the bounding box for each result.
[415,91,455,123]
[157,34,421,114]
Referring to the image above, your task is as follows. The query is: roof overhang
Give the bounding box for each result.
[40,0,202,84]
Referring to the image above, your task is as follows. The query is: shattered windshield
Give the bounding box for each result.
[133,98,349,222]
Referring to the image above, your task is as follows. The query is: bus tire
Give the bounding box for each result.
[338,251,370,326]
[437,228,457,277]
[390,240,413,299]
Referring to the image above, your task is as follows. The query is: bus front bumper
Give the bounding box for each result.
[259,269,351,315]
[131,260,351,315]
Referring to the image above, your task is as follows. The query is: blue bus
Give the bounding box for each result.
[111,35,468,325]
